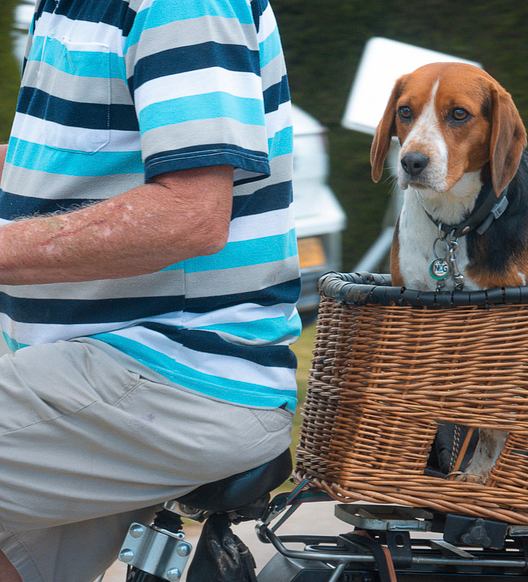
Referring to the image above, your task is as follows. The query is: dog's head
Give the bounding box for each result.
[371,62,527,197]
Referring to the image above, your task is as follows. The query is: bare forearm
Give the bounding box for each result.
[0,166,233,285]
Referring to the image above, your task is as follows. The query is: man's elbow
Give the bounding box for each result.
[179,212,230,259]
[199,219,230,256]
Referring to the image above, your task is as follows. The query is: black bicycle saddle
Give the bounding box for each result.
[176,448,292,514]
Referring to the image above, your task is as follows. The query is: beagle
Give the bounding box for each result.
[370,62,528,484]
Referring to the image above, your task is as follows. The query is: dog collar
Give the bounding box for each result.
[426,181,509,292]
[423,181,509,238]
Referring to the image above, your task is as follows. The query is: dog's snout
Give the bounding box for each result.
[401,152,430,177]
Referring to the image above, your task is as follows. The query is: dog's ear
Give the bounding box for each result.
[371,77,405,183]
[489,84,527,196]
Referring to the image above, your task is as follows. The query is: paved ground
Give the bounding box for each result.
[102,500,345,581]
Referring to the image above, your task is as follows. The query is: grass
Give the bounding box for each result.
[290,322,317,451]
[269,321,317,493]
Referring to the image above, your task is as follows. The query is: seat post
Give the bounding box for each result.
[152,508,185,534]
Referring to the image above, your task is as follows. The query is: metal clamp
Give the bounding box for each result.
[119,522,192,581]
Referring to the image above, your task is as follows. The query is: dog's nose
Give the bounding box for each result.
[401,152,430,176]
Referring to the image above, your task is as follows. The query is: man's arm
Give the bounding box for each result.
[0,164,233,285]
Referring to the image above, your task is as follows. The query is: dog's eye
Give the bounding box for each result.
[451,108,469,121]
[398,106,412,121]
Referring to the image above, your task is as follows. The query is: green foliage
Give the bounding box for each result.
[0,0,22,143]
[272,0,528,269]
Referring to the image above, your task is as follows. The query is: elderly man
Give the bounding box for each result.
[0,0,300,579]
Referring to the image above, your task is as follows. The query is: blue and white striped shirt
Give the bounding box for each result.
[0,0,301,410]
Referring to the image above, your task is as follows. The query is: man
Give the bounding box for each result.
[0,0,301,579]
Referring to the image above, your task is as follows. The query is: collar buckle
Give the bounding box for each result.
[475,195,509,235]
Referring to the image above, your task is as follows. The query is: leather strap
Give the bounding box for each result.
[423,182,509,238]
[344,532,398,582]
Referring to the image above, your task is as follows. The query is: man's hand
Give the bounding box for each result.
[0,165,233,285]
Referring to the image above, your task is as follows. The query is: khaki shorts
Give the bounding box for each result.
[0,340,294,582]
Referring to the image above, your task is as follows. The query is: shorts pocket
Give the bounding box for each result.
[248,407,294,433]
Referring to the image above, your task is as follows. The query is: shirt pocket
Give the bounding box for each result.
[43,39,112,154]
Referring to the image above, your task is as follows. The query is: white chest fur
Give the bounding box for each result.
[397,188,482,292]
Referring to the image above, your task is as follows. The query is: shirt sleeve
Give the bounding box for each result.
[124,0,271,182]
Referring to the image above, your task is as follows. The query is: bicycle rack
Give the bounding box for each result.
[257,503,528,582]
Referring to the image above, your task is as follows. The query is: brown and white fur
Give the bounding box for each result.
[370,62,528,483]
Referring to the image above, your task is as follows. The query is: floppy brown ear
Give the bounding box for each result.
[489,84,527,195]
[371,77,405,183]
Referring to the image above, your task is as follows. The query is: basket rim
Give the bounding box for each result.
[319,271,528,309]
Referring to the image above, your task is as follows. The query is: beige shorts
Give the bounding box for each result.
[0,340,293,582]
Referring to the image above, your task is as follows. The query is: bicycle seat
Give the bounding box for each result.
[175,448,292,514]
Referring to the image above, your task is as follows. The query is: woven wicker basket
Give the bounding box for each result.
[294,272,528,524]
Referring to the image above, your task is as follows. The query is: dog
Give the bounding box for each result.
[370,62,528,484]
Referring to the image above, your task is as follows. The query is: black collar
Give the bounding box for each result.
[423,182,509,238]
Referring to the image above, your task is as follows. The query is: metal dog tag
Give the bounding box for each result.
[430,258,449,281]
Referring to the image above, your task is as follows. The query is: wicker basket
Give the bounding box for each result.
[294,272,528,524]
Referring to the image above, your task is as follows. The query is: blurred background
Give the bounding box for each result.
[0,1,23,145]
[270,0,528,270]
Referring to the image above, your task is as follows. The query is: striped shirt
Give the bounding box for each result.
[0,0,301,410]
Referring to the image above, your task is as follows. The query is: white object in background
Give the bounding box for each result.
[342,37,481,135]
